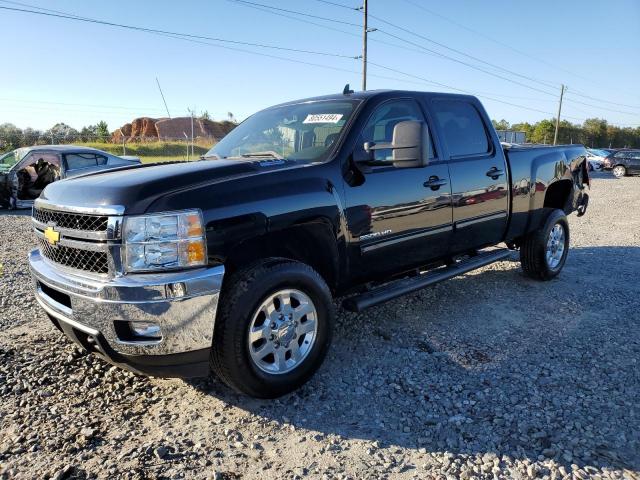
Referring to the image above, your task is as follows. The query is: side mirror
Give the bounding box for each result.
[361,121,428,168]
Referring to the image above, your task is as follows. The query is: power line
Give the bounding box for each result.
[399,0,591,84]
[0,5,359,59]
[227,0,362,27]
[565,90,640,110]
[368,14,559,91]
[314,0,640,112]
[3,0,634,127]
[225,0,445,56]
[313,0,359,10]
[229,0,566,99]
[366,61,585,121]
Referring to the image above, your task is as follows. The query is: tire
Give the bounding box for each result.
[520,209,570,281]
[210,258,334,398]
[612,165,626,178]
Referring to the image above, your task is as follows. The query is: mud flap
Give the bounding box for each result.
[576,193,589,217]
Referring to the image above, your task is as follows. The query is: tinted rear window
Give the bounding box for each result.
[432,100,489,157]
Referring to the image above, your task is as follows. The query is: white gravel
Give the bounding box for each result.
[1,171,639,480]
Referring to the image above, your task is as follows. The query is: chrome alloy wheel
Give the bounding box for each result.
[546,223,566,270]
[613,165,626,178]
[248,289,318,374]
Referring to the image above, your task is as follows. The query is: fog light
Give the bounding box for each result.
[166,282,187,298]
[130,321,161,339]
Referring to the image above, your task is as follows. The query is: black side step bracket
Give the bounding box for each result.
[343,248,513,313]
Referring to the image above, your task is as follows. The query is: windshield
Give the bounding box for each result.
[205,100,360,164]
[0,150,18,167]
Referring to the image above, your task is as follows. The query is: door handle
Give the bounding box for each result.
[424,176,448,190]
[486,167,505,180]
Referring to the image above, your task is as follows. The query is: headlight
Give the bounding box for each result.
[122,210,207,273]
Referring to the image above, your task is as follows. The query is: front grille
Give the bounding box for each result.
[37,237,109,274]
[33,208,108,232]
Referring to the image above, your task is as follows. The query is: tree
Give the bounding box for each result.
[582,118,608,148]
[200,110,211,121]
[531,119,556,144]
[96,121,109,142]
[22,127,42,146]
[491,119,510,130]
[80,125,97,142]
[227,112,237,123]
[0,123,23,151]
[44,123,80,144]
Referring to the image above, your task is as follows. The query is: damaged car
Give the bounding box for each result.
[0,145,140,209]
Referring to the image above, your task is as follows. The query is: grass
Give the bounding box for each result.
[77,141,214,163]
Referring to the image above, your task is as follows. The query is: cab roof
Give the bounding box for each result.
[270,89,476,108]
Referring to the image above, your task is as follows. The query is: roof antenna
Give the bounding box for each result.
[343,83,354,95]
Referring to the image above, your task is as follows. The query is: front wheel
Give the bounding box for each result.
[612,165,627,178]
[210,259,334,398]
[520,209,570,280]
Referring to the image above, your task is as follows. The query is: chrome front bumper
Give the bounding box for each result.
[29,249,224,358]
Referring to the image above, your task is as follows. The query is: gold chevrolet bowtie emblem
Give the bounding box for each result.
[44,226,60,246]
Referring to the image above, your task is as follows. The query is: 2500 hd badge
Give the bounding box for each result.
[29,89,589,398]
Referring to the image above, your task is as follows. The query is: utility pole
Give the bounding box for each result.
[553,84,565,145]
[361,0,368,91]
[188,108,195,158]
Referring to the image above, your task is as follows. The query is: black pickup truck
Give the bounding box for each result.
[29,89,589,398]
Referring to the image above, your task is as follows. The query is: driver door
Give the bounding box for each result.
[344,98,453,279]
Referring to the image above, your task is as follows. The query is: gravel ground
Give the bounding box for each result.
[1,172,639,480]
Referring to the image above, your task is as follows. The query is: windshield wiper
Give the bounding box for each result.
[240,151,284,160]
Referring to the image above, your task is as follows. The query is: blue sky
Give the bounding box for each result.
[1,0,639,131]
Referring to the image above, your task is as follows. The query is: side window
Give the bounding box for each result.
[431,100,490,157]
[96,154,108,166]
[65,153,99,170]
[361,99,434,161]
[614,151,627,158]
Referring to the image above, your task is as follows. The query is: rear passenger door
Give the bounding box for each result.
[429,98,509,253]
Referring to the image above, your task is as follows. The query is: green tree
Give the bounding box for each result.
[531,119,556,144]
[511,122,534,142]
[0,123,23,151]
[44,123,80,144]
[492,119,510,130]
[96,121,109,142]
[80,125,97,142]
[199,110,211,121]
[582,118,608,148]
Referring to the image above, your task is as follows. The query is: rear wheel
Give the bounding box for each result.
[210,259,334,398]
[520,209,570,280]
[612,165,626,178]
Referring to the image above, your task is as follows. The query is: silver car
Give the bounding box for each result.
[0,145,140,209]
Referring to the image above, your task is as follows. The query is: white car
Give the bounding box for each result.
[586,149,608,171]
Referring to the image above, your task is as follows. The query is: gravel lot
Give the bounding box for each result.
[1,172,639,480]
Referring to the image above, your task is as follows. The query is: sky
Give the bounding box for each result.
[1,0,639,132]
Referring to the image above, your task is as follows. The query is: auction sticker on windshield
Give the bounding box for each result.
[303,113,343,124]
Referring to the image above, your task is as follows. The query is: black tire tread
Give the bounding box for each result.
[520,209,569,281]
[210,258,332,397]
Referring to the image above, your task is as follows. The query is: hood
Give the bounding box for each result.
[40,158,296,214]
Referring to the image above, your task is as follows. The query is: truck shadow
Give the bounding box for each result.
[189,246,640,473]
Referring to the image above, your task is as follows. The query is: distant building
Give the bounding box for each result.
[496,130,526,144]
